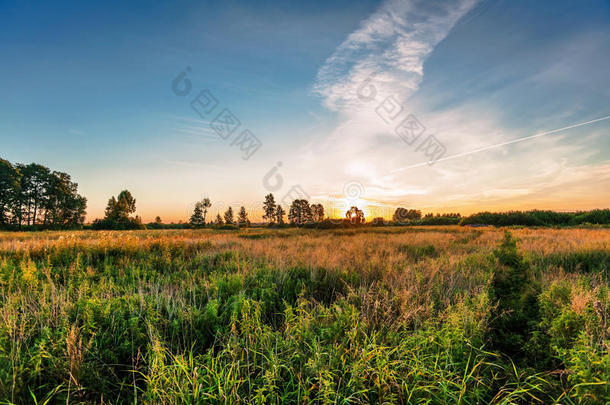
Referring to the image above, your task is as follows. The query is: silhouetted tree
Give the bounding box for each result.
[215,213,224,225]
[0,158,86,229]
[237,206,249,227]
[155,216,162,224]
[93,190,143,230]
[0,159,21,226]
[410,210,422,220]
[393,207,421,222]
[190,202,206,227]
[199,198,211,223]
[263,193,276,224]
[42,171,87,227]
[288,199,312,225]
[346,206,365,224]
[224,207,234,225]
[311,203,324,222]
[275,205,286,225]
[18,163,51,226]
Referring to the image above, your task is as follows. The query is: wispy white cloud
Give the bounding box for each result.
[301,0,480,204]
[298,0,610,215]
[314,0,479,112]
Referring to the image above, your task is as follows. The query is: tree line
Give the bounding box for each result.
[189,198,250,228]
[460,209,610,227]
[4,156,609,231]
[183,193,355,229]
[185,193,417,229]
[0,158,87,229]
[186,193,325,229]
[89,190,610,230]
[76,191,610,231]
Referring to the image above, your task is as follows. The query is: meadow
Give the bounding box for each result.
[0,226,608,404]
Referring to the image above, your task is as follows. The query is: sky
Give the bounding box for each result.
[1,0,609,222]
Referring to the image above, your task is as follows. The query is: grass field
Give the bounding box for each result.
[0,226,608,404]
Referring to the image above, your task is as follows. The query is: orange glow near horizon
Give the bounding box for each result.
[83,193,610,224]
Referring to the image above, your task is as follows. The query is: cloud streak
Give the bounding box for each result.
[391,113,610,172]
[303,0,479,202]
[300,0,610,215]
[314,0,479,112]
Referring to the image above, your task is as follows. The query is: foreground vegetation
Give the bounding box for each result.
[0,226,608,404]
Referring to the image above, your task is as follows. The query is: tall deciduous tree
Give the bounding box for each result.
[224,207,234,225]
[0,158,86,229]
[288,199,312,225]
[18,163,51,226]
[275,205,285,225]
[189,198,211,227]
[393,207,421,222]
[190,202,205,227]
[43,171,87,227]
[346,206,365,224]
[199,198,211,223]
[0,159,20,226]
[93,190,143,230]
[311,203,324,222]
[237,206,249,227]
[263,193,276,224]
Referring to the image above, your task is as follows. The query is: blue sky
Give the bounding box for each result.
[2,0,609,221]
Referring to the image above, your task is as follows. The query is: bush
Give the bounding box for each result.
[531,281,610,401]
[371,217,386,226]
[315,219,348,229]
[91,217,146,230]
[487,232,540,359]
[215,224,239,230]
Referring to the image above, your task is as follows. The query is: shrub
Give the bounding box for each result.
[371,217,386,226]
[487,232,540,360]
[460,209,610,227]
[315,219,347,229]
[216,224,239,230]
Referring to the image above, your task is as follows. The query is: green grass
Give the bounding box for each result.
[0,227,607,404]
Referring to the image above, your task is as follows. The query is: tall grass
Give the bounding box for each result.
[0,227,607,403]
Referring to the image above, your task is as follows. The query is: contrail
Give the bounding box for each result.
[391,114,610,173]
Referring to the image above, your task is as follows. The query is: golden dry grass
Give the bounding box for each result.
[0,226,608,404]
